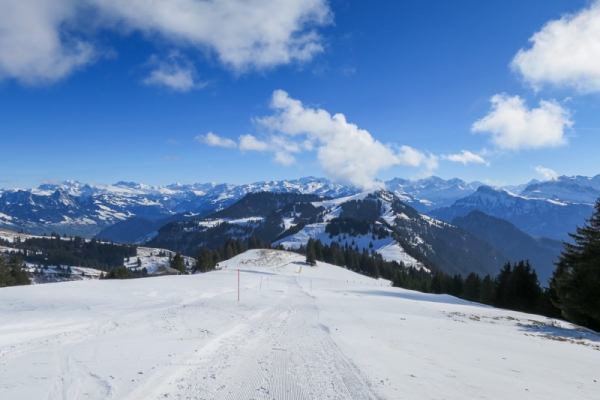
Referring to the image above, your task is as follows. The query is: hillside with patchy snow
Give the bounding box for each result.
[1,249,598,399]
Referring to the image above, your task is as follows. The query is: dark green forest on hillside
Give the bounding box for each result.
[9,233,136,271]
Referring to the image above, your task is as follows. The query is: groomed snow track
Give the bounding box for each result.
[130,275,382,400]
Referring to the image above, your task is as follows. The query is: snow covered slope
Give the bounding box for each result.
[1,249,597,399]
[273,191,508,276]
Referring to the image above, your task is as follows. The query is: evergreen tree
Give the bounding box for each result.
[104,267,132,279]
[508,260,541,313]
[305,238,317,266]
[463,272,481,302]
[495,261,541,313]
[170,253,186,274]
[479,274,495,305]
[195,248,216,273]
[236,238,245,255]
[225,243,235,260]
[430,272,443,294]
[0,255,31,287]
[315,239,324,261]
[551,199,600,330]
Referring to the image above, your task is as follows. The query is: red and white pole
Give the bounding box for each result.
[238,269,240,302]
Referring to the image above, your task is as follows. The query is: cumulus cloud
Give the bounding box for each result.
[0,1,96,84]
[444,150,487,165]
[471,94,572,150]
[194,91,439,189]
[535,166,558,181]
[0,0,332,83]
[239,134,270,152]
[143,53,206,91]
[511,1,600,92]
[249,90,436,190]
[195,132,237,148]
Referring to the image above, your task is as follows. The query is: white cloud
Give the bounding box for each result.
[92,0,332,72]
[396,146,438,170]
[143,54,206,91]
[444,150,486,165]
[535,166,558,181]
[274,151,296,166]
[0,0,332,83]
[249,90,436,190]
[238,134,307,165]
[195,92,440,188]
[239,134,270,152]
[195,132,237,148]
[0,1,96,84]
[471,94,572,150]
[511,1,600,92]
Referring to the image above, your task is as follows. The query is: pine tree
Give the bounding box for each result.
[494,261,541,313]
[315,239,324,261]
[551,199,600,330]
[0,255,31,287]
[463,272,481,302]
[170,253,186,274]
[195,248,216,273]
[479,274,495,305]
[305,238,317,266]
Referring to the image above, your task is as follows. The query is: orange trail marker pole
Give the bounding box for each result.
[238,269,240,302]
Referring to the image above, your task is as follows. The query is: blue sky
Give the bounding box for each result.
[1,0,599,190]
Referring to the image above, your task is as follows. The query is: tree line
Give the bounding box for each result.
[303,237,562,319]
[17,234,137,271]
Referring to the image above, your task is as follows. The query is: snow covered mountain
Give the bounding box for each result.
[385,176,482,212]
[2,174,599,242]
[0,178,359,238]
[150,190,510,277]
[429,186,594,241]
[518,175,600,204]
[0,175,480,239]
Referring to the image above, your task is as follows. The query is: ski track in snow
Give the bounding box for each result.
[130,275,380,400]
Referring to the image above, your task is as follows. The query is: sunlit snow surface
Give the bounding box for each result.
[1,250,598,399]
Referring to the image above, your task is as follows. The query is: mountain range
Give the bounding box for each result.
[1,175,597,241]
[148,189,560,281]
[1,174,598,281]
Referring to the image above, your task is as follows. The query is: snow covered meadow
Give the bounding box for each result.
[1,250,598,399]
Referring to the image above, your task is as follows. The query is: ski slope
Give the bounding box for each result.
[0,250,598,399]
